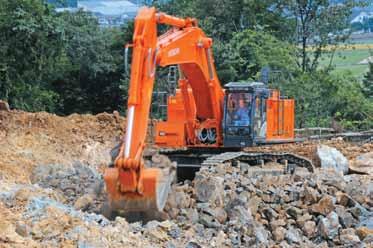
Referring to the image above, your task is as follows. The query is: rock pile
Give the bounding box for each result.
[0,151,372,247]
[165,163,373,247]
[31,163,105,213]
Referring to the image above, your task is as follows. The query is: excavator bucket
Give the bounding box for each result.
[104,167,173,215]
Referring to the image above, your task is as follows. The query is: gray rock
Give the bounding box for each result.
[228,231,241,246]
[350,204,371,220]
[228,205,253,225]
[286,206,302,219]
[262,207,278,221]
[358,215,373,230]
[314,169,346,191]
[311,195,335,216]
[199,213,220,228]
[350,152,373,175]
[247,196,261,215]
[213,207,227,224]
[302,220,316,238]
[194,175,224,205]
[74,194,94,211]
[15,222,29,237]
[296,213,313,227]
[316,145,349,175]
[362,234,373,246]
[335,205,358,228]
[31,163,103,212]
[318,211,341,240]
[185,241,202,248]
[336,192,356,208]
[255,225,270,245]
[303,186,319,205]
[285,226,302,244]
[273,226,286,242]
[339,228,361,247]
[186,208,199,224]
[293,167,311,182]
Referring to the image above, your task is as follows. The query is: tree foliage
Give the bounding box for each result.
[0,0,130,114]
[0,0,63,111]
[155,0,293,41]
[285,70,373,129]
[222,30,297,83]
[0,0,371,130]
[51,10,126,114]
[363,62,373,99]
[284,0,368,72]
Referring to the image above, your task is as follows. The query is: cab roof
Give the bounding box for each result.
[224,82,267,92]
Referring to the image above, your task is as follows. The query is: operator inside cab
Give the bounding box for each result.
[234,99,250,126]
[227,93,252,126]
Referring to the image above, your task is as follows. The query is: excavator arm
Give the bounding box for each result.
[104,7,224,213]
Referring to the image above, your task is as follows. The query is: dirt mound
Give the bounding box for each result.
[0,110,124,183]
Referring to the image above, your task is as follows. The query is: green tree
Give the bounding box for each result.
[287,70,373,129]
[0,0,64,111]
[222,30,297,83]
[155,0,293,41]
[284,0,368,72]
[362,62,373,99]
[52,10,129,114]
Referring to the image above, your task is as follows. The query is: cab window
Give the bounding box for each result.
[226,92,252,126]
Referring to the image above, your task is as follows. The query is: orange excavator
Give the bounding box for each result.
[104,7,297,215]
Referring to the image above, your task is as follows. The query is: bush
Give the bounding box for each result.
[288,70,373,130]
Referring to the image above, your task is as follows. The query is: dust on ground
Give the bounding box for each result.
[0,110,124,183]
[0,110,372,247]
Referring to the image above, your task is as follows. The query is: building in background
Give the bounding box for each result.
[350,11,373,34]
[47,0,78,8]
[46,0,168,27]
[351,12,373,24]
[78,0,138,27]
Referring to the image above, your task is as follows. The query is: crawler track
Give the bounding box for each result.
[202,152,314,172]
[156,148,315,181]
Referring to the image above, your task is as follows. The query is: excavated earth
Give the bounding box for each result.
[0,110,372,247]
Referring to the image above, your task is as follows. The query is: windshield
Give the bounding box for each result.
[226,92,252,126]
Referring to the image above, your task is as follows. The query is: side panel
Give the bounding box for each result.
[154,90,187,147]
[266,99,294,140]
[154,122,185,147]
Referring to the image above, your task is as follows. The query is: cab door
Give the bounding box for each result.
[223,92,254,147]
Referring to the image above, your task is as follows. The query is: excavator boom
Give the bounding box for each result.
[104,7,224,214]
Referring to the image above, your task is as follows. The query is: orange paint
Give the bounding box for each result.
[105,7,296,211]
[266,91,295,140]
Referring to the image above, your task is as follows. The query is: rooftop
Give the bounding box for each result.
[78,0,139,16]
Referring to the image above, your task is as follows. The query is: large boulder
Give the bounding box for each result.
[350,152,373,175]
[194,174,224,206]
[316,145,349,175]
[311,195,335,216]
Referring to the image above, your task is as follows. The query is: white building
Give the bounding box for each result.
[351,12,373,24]
[78,0,139,27]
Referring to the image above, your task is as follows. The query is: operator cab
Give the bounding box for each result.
[223,82,269,147]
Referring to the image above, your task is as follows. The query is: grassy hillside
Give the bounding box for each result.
[320,38,373,79]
